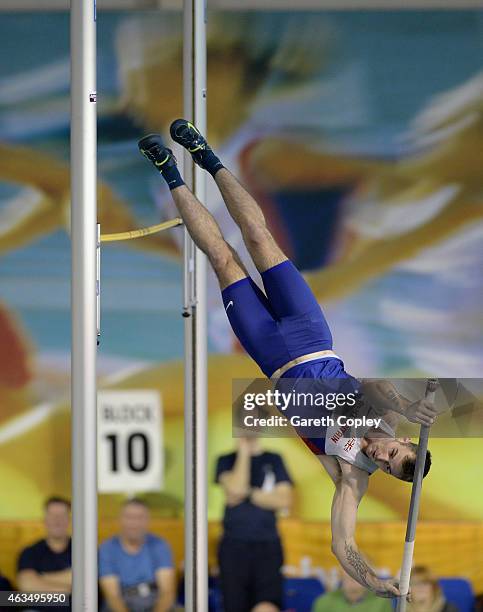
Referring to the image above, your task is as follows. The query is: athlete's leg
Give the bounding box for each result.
[168,120,332,328]
[214,168,327,323]
[138,134,288,377]
[171,182,285,373]
[212,170,332,340]
[170,187,283,348]
[169,119,287,273]
[138,134,245,289]
[213,168,287,273]
[170,184,248,289]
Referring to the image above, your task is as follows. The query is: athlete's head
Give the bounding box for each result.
[364,437,432,481]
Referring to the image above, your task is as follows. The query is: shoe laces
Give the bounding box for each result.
[177,125,206,150]
[143,145,163,162]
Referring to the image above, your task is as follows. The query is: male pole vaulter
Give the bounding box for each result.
[138,120,438,599]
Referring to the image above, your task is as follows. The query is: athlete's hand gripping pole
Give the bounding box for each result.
[396,378,439,612]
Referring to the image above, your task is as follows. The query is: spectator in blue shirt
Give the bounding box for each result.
[215,437,294,612]
[99,498,175,612]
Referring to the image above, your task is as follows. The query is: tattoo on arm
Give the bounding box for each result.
[343,542,396,597]
[344,542,378,591]
[384,389,401,403]
[361,381,407,423]
[378,383,405,410]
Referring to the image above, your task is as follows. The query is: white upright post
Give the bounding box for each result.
[70,0,98,610]
[182,0,208,611]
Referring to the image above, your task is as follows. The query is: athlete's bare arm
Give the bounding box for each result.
[330,459,402,598]
[361,380,438,429]
[318,455,342,485]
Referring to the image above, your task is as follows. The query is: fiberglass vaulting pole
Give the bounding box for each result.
[183,0,208,610]
[70,0,98,610]
[396,379,438,612]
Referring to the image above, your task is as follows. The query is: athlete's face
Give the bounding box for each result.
[364,438,414,480]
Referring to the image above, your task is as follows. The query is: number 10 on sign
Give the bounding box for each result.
[97,391,163,493]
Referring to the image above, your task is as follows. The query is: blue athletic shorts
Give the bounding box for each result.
[221,260,343,378]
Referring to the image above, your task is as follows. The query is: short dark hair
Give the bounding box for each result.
[44,496,71,511]
[400,443,432,482]
[122,497,149,510]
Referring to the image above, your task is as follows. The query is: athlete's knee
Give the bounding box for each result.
[242,222,272,249]
[209,242,238,275]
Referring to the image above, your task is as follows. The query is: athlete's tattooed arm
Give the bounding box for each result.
[361,379,438,429]
[331,461,401,598]
[360,379,408,431]
[342,542,401,597]
[342,541,377,589]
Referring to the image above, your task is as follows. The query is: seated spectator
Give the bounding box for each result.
[17,496,72,611]
[0,573,12,591]
[99,498,175,612]
[407,566,458,612]
[0,572,13,612]
[311,569,392,612]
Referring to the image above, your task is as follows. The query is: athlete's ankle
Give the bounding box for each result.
[161,165,185,190]
[200,149,224,177]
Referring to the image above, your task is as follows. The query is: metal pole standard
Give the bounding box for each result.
[183,1,208,611]
[71,1,98,610]
[396,379,438,612]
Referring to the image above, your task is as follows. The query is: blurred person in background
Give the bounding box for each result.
[0,572,13,591]
[215,436,294,612]
[99,498,175,612]
[406,566,458,612]
[17,497,71,610]
[311,569,392,612]
[0,571,14,612]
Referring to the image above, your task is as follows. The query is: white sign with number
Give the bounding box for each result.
[97,390,163,493]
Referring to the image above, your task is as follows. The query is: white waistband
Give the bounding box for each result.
[271,350,341,379]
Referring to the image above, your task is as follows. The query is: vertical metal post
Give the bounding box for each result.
[396,379,438,612]
[183,0,208,610]
[71,0,98,610]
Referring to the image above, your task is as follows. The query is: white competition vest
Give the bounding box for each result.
[325,409,395,475]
